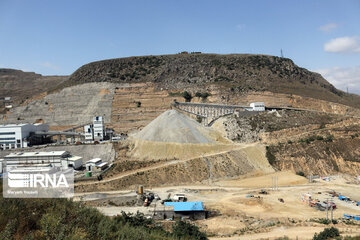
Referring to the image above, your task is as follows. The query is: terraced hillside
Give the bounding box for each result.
[63,54,360,109]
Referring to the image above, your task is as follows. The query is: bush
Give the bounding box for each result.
[266,147,276,166]
[172,221,208,240]
[182,91,193,102]
[324,135,334,143]
[194,92,211,100]
[195,92,202,98]
[316,135,324,141]
[313,227,339,240]
[200,92,211,99]
[296,171,305,177]
[135,101,141,107]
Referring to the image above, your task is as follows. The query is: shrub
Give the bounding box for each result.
[200,92,211,99]
[195,92,202,98]
[316,135,324,141]
[313,227,339,240]
[266,147,276,166]
[172,221,208,240]
[296,171,305,177]
[135,101,141,107]
[324,135,334,143]
[182,91,193,102]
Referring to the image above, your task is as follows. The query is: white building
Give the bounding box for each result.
[93,116,105,141]
[0,123,49,150]
[2,151,82,172]
[0,159,3,173]
[85,158,108,172]
[84,124,94,141]
[249,102,265,111]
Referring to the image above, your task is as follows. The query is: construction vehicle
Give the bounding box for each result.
[172,194,187,202]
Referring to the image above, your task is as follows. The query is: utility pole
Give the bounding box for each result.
[331,206,334,222]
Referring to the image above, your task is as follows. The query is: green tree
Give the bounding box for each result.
[182,91,193,102]
[172,221,208,240]
[313,227,339,240]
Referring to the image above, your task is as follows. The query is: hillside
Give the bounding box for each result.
[64,53,360,109]
[0,68,68,106]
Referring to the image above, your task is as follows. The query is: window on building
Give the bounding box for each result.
[0,137,16,140]
[0,132,16,135]
[16,139,20,143]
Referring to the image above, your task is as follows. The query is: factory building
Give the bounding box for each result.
[93,116,105,141]
[0,151,82,173]
[0,123,49,150]
[83,116,106,141]
[84,125,94,140]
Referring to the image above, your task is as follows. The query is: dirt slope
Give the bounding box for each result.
[75,143,274,192]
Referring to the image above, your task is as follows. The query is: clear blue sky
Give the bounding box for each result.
[1,0,360,92]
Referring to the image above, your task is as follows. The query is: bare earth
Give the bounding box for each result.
[75,171,360,239]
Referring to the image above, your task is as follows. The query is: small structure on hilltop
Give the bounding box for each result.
[153,201,206,220]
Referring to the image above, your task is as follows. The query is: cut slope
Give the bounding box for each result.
[65,53,360,109]
[131,109,224,144]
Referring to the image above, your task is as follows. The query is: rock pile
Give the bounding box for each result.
[132,110,217,144]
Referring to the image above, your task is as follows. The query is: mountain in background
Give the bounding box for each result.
[0,68,68,104]
[64,53,360,109]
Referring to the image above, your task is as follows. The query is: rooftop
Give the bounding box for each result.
[96,162,107,168]
[164,201,204,211]
[0,123,48,128]
[0,123,30,128]
[67,156,82,161]
[5,151,68,158]
[86,158,102,164]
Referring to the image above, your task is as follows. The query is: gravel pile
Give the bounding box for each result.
[132,110,214,144]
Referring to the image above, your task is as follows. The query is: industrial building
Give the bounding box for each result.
[0,123,49,150]
[153,202,206,220]
[93,116,105,141]
[249,102,265,111]
[83,116,106,141]
[85,158,108,172]
[84,125,94,140]
[0,151,82,173]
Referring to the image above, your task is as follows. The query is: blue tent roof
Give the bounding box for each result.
[164,201,204,211]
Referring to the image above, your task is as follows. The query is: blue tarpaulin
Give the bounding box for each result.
[164,201,204,211]
[339,196,348,201]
